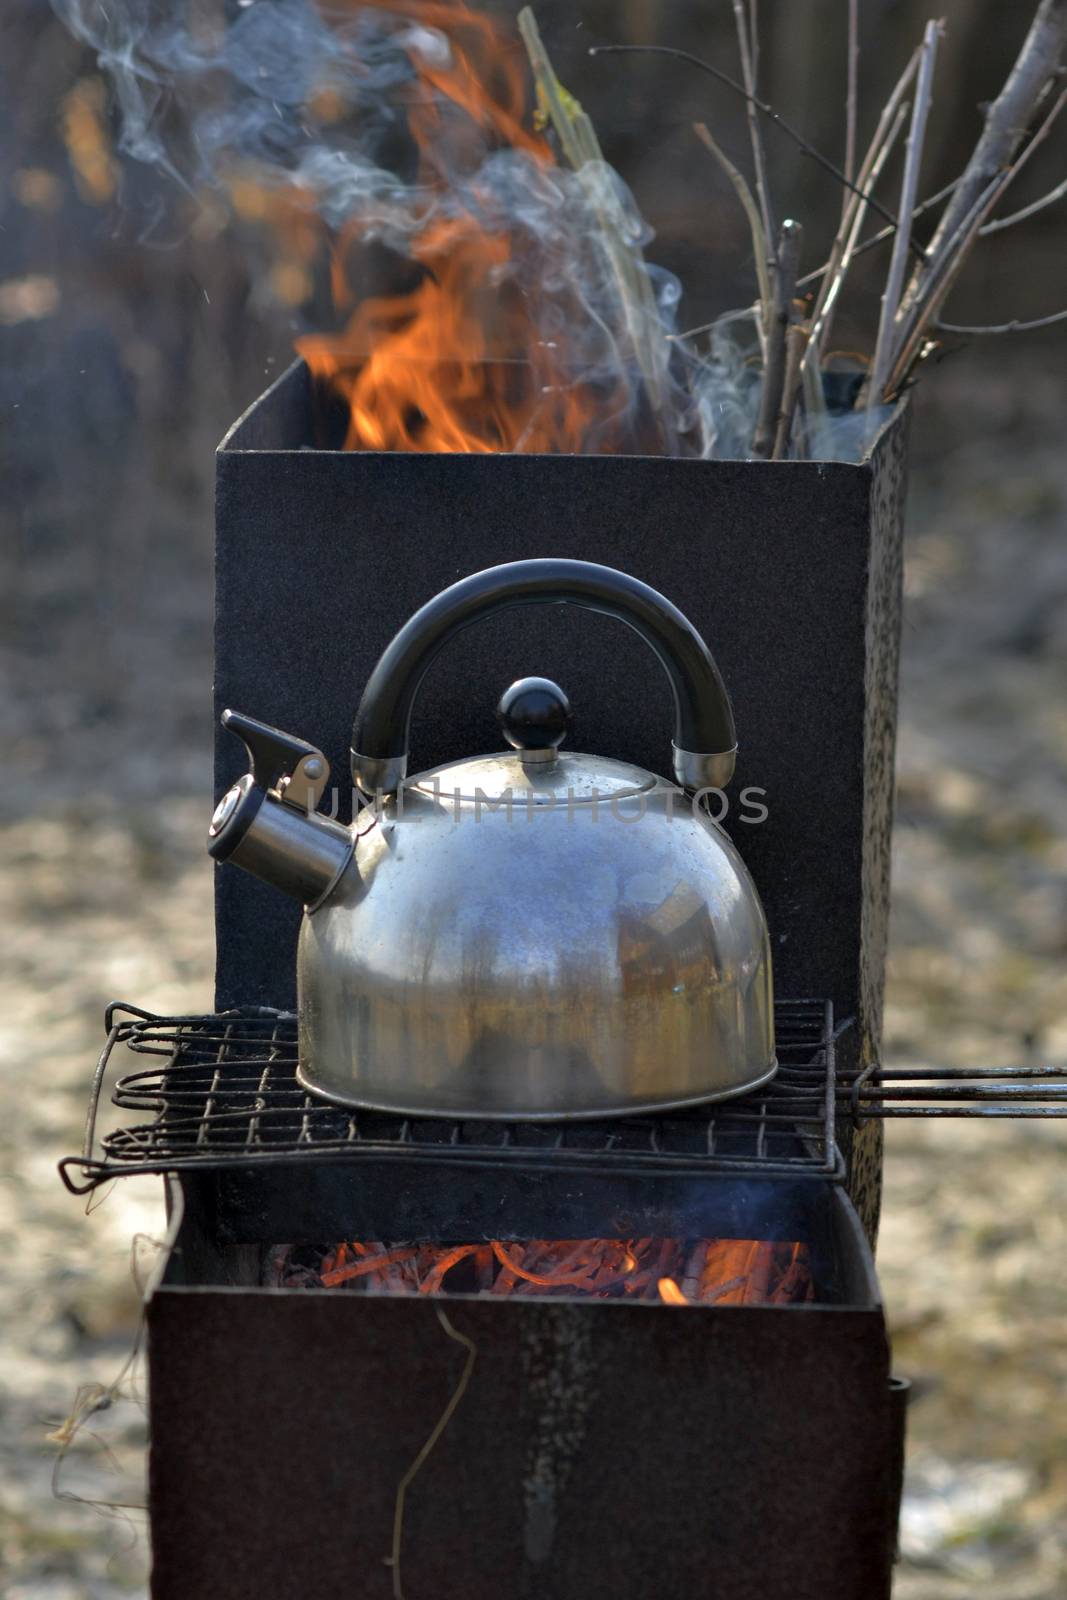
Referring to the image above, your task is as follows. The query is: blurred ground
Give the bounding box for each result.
[879,354,1067,1600]
[2,349,1065,1598]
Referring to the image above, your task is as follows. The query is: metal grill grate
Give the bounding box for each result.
[60,999,841,1193]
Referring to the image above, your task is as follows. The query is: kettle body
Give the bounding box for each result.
[209,559,775,1118]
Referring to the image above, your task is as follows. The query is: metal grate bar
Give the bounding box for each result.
[60,999,841,1194]
[843,1059,1067,1119]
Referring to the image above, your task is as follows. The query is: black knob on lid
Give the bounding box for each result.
[497,677,572,752]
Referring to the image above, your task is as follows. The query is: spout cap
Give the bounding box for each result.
[208,769,353,904]
[207,773,263,861]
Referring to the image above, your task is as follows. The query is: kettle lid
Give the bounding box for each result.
[412,677,657,806]
[413,750,657,807]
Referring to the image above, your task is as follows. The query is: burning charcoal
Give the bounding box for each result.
[490,1240,590,1291]
[417,1245,479,1295]
[474,1245,494,1293]
[297,1234,818,1305]
[320,1246,417,1287]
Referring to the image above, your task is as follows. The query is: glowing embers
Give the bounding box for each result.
[273,1236,816,1304]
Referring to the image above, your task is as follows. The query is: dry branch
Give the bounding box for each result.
[589,42,922,246]
[538,1,1067,448]
[799,345,827,431]
[981,174,1067,234]
[731,0,776,253]
[937,308,1067,335]
[693,121,772,329]
[799,175,959,288]
[887,85,1067,394]
[772,322,810,459]
[867,19,941,408]
[753,218,802,458]
[799,41,920,357]
[843,0,859,201]
[805,99,910,369]
[898,0,1067,322]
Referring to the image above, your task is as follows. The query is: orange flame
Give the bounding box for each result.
[657,1277,687,1305]
[293,0,633,454]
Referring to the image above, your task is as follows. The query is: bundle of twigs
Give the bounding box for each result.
[525,0,1067,460]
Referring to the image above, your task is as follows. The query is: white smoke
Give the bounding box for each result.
[53,0,878,460]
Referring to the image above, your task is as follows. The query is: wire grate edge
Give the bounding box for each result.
[60,999,841,1194]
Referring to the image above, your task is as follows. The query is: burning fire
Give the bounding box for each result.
[295,1,649,454]
[275,1237,816,1305]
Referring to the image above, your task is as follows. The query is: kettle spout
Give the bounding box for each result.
[207,711,353,907]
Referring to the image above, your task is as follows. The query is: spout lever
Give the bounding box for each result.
[222,710,327,805]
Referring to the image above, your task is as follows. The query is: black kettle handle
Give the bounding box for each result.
[351,559,736,794]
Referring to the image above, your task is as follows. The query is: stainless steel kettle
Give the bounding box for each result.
[208,559,774,1118]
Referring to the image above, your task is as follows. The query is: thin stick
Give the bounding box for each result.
[390,1309,477,1600]
[670,304,762,343]
[868,20,940,408]
[589,42,923,247]
[887,84,1067,394]
[981,174,1067,234]
[773,323,810,459]
[732,0,776,251]
[693,121,772,324]
[843,0,859,200]
[806,99,910,366]
[753,218,802,457]
[800,43,921,365]
[898,0,1067,320]
[800,344,827,431]
[520,8,671,430]
[798,175,959,287]
[936,308,1067,334]
[886,172,1008,394]
[519,7,589,171]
